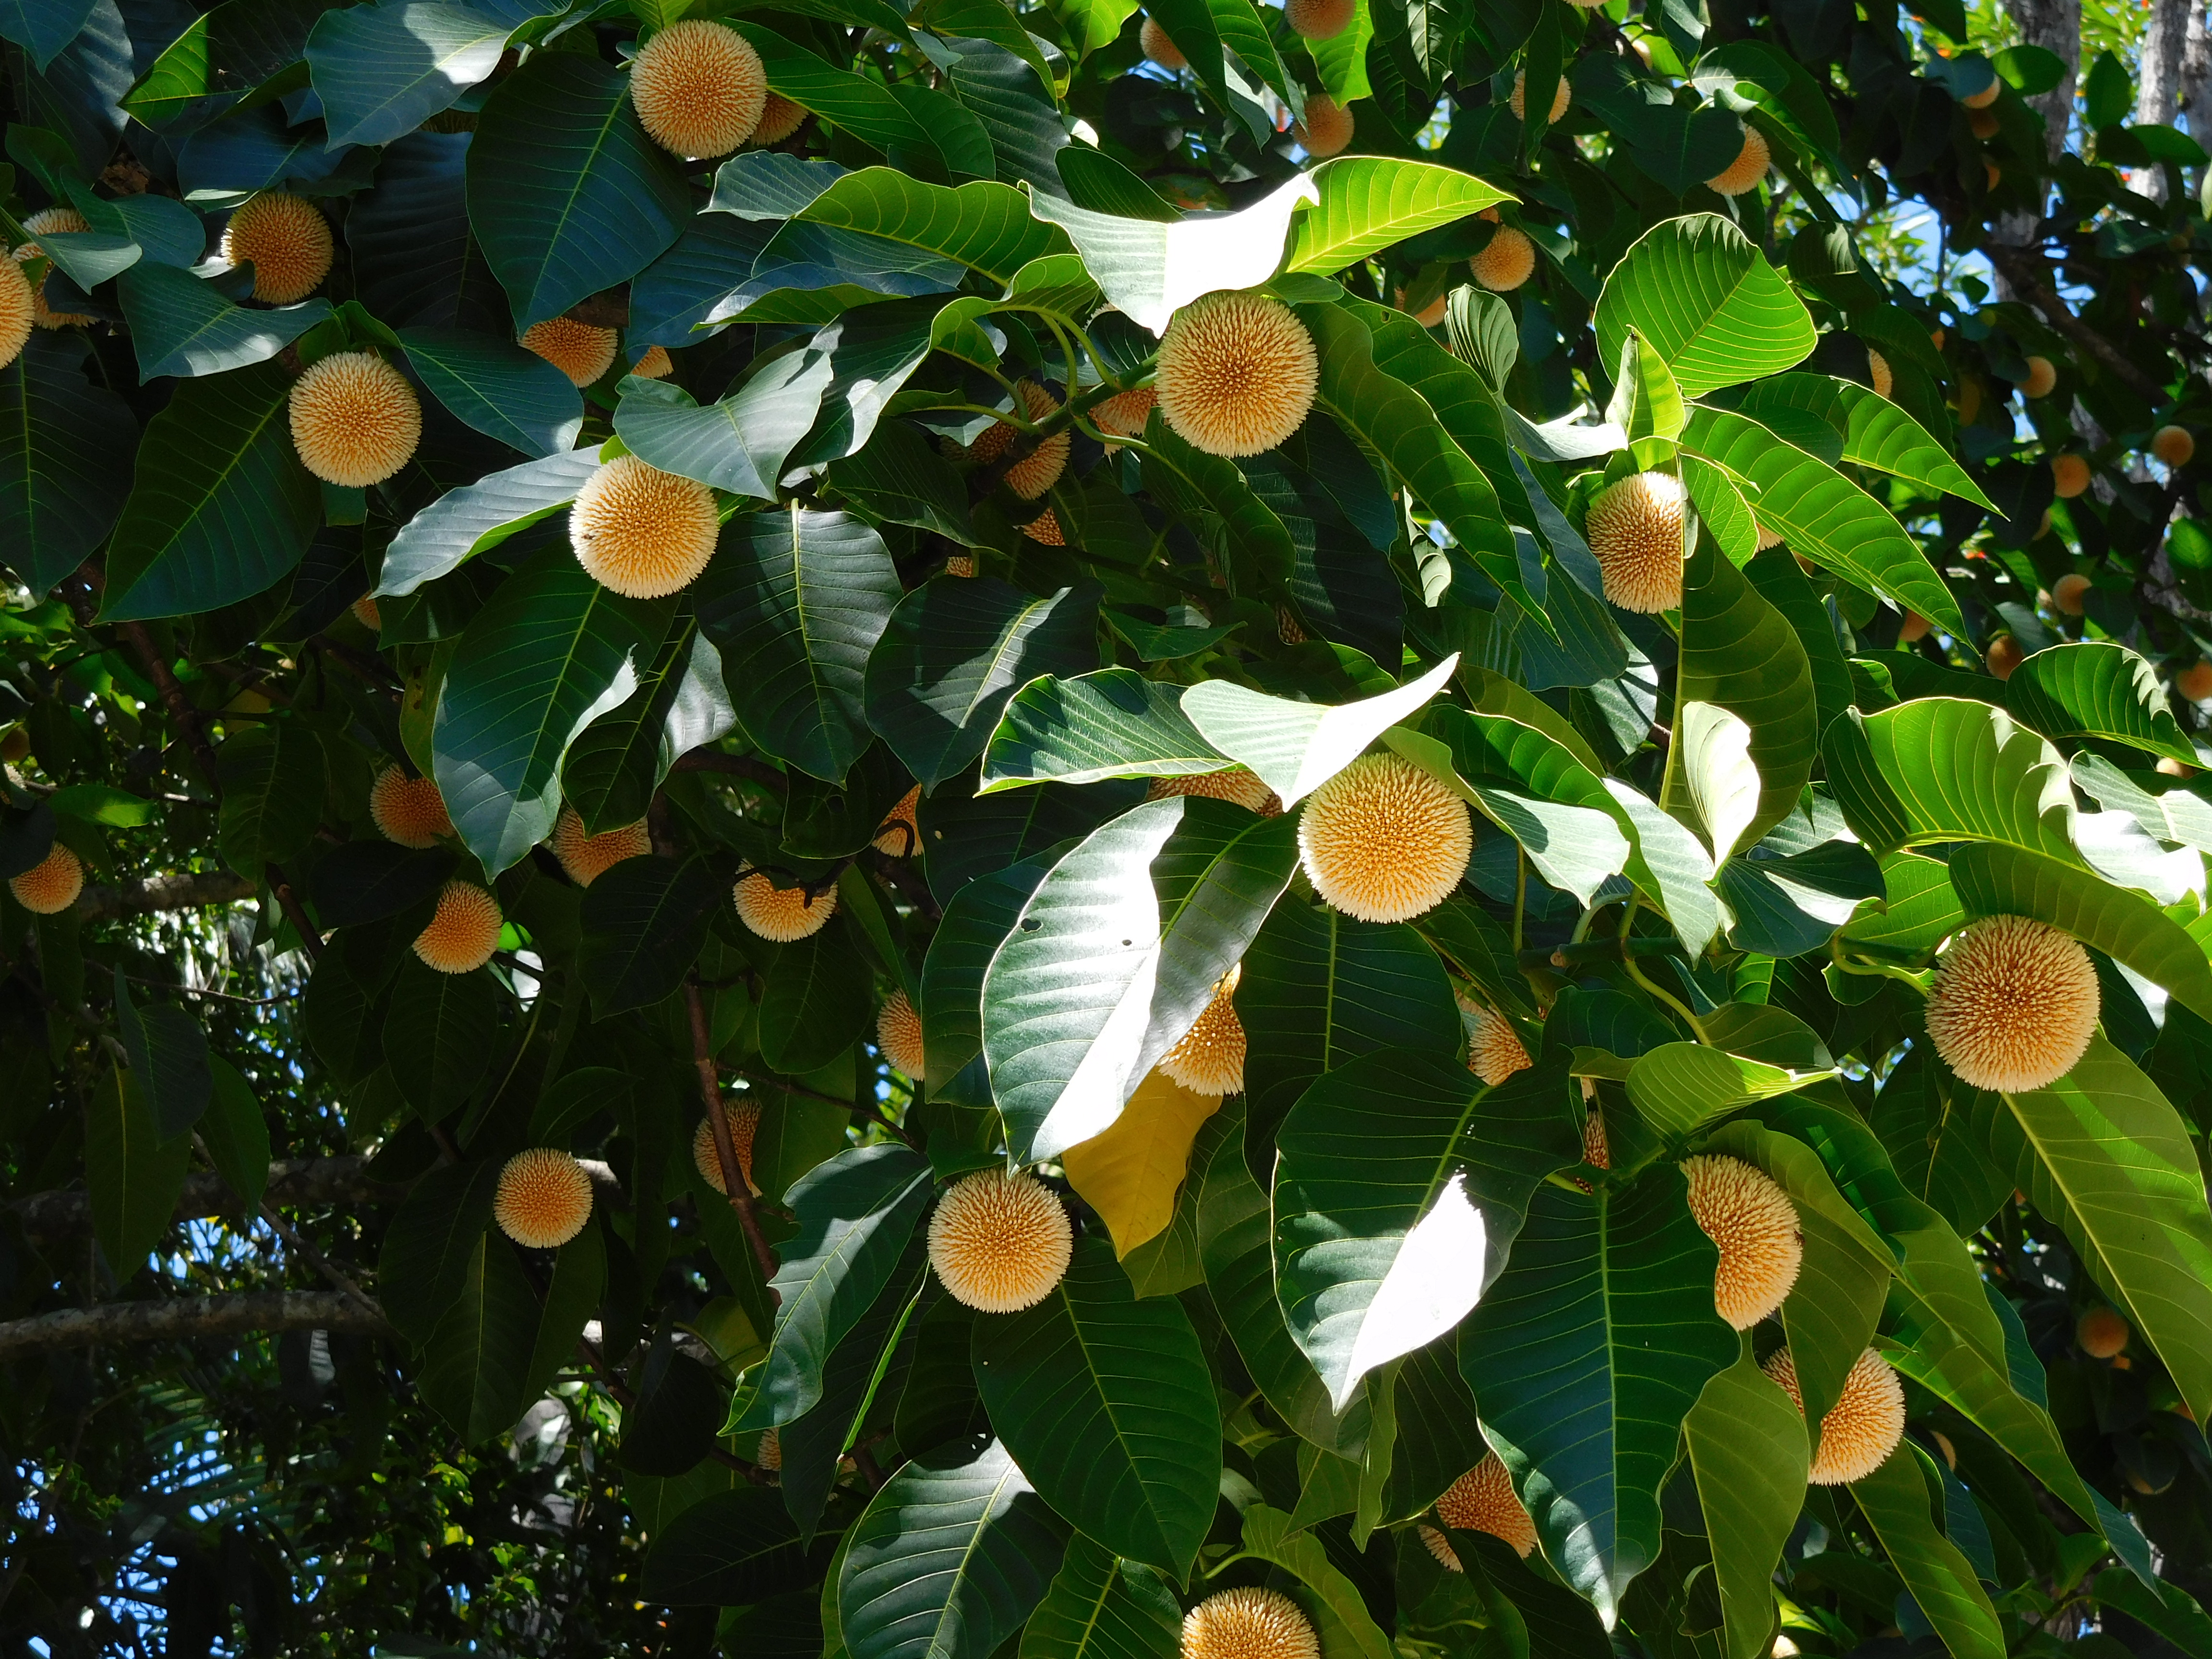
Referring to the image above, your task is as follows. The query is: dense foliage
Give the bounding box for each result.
[6,0,2212,1654]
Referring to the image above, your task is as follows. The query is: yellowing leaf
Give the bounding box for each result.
[1062,1070,1221,1257]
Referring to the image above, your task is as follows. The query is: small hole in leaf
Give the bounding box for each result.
[1021,918,1041,931]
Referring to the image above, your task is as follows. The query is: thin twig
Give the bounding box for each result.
[685,979,782,1289]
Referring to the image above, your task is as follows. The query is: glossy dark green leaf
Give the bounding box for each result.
[1850,1449,2004,1659]
[113,968,212,1143]
[201,1054,271,1214]
[378,448,601,598]
[86,1063,192,1272]
[216,720,324,872]
[577,855,724,1016]
[382,954,498,1122]
[0,331,136,596]
[116,260,331,380]
[759,926,874,1075]
[417,1231,539,1443]
[306,0,526,148]
[400,325,583,458]
[1683,1348,1808,1659]
[1018,1534,1180,1659]
[640,1486,812,1605]
[921,853,1052,1103]
[378,1159,503,1345]
[1593,214,1815,398]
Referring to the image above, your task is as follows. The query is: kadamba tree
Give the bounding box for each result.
[6,0,2212,1654]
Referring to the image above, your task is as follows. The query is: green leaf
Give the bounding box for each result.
[2002,640,2197,766]
[863,576,1101,791]
[382,955,498,1123]
[693,507,901,784]
[758,927,875,1075]
[519,1220,603,1401]
[1237,1505,1395,1659]
[1460,1169,1738,1622]
[431,552,673,875]
[1137,412,1298,595]
[1275,1053,1581,1410]
[1975,1035,2212,1424]
[120,0,325,123]
[1624,1042,1827,1137]
[0,333,135,596]
[400,325,582,458]
[823,416,977,544]
[377,449,600,598]
[796,169,1073,286]
[640,1486,812,1605]
[1018,1535,1181,1659]
[613,360,831,497]
[563,618,735,834]
[1181,654,1456,809]
[1729,373,1997,510]
[113,968,212,1144]
[86,1064,192,1270]
[838,1439,1068,1659]
[1682,406,1964,638]
[983,795,1299,1162]
[1823,697,2079,863]
[306,0,523,149]
[201,1054,270,1215]
[378,1159,503,1344]
[980,669,1231,793]
[416,1231,539,1443]
[973,1237,1219,1575]
[0,0,96,71]
[732,20,940,157]
[1282,156,1513,276]
[922,854,1052,1102]
[578,855,726,1015]
[99,360,320,623]
[216,720,324,872]
[466,52,691,330]
[116,259,331,380]
[1849,1450,2005,1659]
[1684,1347,1808,1659]
[1593,214,1815,398]
[738,1144,935,1430]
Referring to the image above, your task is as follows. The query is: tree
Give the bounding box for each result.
[3,0,2212,1654]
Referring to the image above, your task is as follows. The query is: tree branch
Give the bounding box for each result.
[74,870,258,922]
[0,1292,387,1359]
[1981,243,2173,406]
[685,979,782,1291]
[671,748,787,791]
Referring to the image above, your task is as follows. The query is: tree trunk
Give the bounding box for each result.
[2136,0,2192,199]
[2184,2,2212,199]
[2005,0,2080,164]
[0,1292,386,1358]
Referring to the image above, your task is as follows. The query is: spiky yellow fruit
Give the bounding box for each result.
[352,595,382,630]
[221,193,333,304]
[521,317,619,387]
[1295,93,1354,158]
[733,869,837,940]
[414,880,502,974]
[1286,0,1353,39]
[2051,572,2090,615]
[1464,1000,1532,1086]
[1021,507,1064,545]
[629,19,767,158]
[2078,1306,2130,1358]
[551,806,650,887]
[1682,1154,1802,1330]
[1157,290,1317,458]
[1764,1346,1906,1485]
[927,1169,1072,1312]
[1510,70,1569,123]
[757,1427,782,1470]
[1707,127,1769,196]
[571,455,719,598]
[369,767,452,848]
[0,253,32,369]
[1586,470,1686,613]
[1094,385,1157,450]
[289,351,421,487]
[1420,1453,1537,1569]
[944,553,976,577]
[1159,965,1245,1096]
[693,1103,761,1195]
[878,988,925,1077]
[495,1148,594,1248]
[2153,425,2195,467]
[751,91,807,146]
[1140,16,1186,69]
[9,843,83,914]
[1181,1588,1318,1659]
[969,380,1070,499]
[1298,753,1473,923]
[1146,768,1281,815]
[2020,355,2057,398]
[1962,78,2000,109]
[1985,634,2025,680]
[630,345,673,380]
[1867,349,1892,399]
[873,784,922,855]
[17,207,95,327]
[1582,1105,1610,1169]
[2051,453,2090,498]
[1469,224,1536,292]
[1924,914,2098,1093]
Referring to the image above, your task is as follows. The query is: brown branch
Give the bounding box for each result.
[685,980,782,1292]
[864,847,940,921]
[671,748,787,791]
[115,621,222,793]
[265,860,324,962]
[1981,243,2172,405]
[74,870,257,921]
[0,1292,387,1358]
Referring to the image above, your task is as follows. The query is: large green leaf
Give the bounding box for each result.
[377,448,601,598]
[417,1232,540,1443]
[1282,156,1513,275]
[921,854,1052,1102]
[758,927,876,1075]
[113,968,211,1144]
[1681,406,1963,637]
[1592,214,1815,398]
[839,1439,1068,1659]
[1275,1053,1582,1410]
[981,669,1231,793]
[2002,640,2198,766]
[797,169,1072,285]
[973,1238,1219,1575]
[563,618,735,834]
[431,552,673,874]
[99,360,321,623]
[865,576,1101,791]
[1018,1535,1180,1659]
[1181,655,1456,809]
[0,0,96,70]
[737,1144,935,1430]
[1624,1042,1828,1137]
[982,795,1299,1163]
[377,1158,503,1344]
[640,1487,812,1605]
[578,855,725,1015]
[1823,697,2079,862]
[1136,413,1297,594]
[1849,1451,2004,1659]
[466,52,692,329]
[306,0,522,148]
[1460,1169,1738,1623]
[216,719,324,872]
[119,0,325,122]
[0,333,135,596]
[116,260,331,380]
[382,956,497,1123]
[401,325,583,458]
[695,507,901,784]
[1976,1035,2212,1423]
[86,1065,193,1273]
[613,361,832,498]
[1730,373,1996,509]
[1238,1505,1395,1659]
[1683,1349,1808,1659]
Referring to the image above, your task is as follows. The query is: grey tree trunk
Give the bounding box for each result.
[2184,3,2212,198]
[2136,0,2191,198]
[1994,0,2080,296]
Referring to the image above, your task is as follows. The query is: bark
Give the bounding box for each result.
[2004,0,2080,165]
[73,870,257,922]
[2185,3,2212,195]
[0,1292,386,1358]
[2137,0,2192,199]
